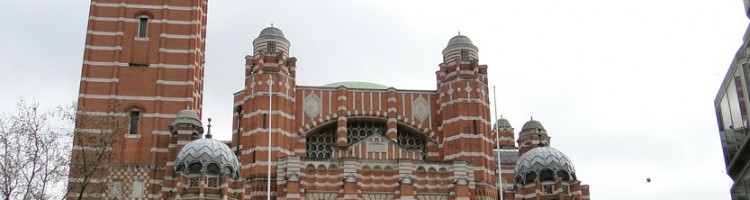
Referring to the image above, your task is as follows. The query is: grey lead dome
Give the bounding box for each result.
[515,147,576,183]
[495,118,512,129]
[258,26,285,38]
[174,138,240,175]
[519,120,547,137]
[171,109,202,127]
[446,35,474,47]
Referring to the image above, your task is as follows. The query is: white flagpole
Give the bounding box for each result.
[267,75,273,200]
[493,85,504,200]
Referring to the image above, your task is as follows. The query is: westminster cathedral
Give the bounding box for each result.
[68,0,590,199]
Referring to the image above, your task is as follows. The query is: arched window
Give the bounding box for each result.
[539,169,555,182]
[137,15,149,38]
[515,175,523,184]
[206,163,220,174]
[223,166,232,175]
[128,109,140,135]
[397,126,426,152]
[176,164,185,173]
[557,170,570,181]
[306,125,335,159]
[347,121,384,144]
[525,171,537,184]
[188,162,202,174]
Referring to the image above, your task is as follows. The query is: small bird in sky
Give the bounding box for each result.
[646,178,651,183]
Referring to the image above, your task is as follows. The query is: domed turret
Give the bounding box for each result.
[442,34,479,62]
[253,26,290,56]
[495,118,512,129]
[514,147,576,184]
[519,119,547,137]
[174,138,240,178]
[171,109,202,127]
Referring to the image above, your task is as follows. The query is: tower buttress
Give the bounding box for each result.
[435,34,496,199]
[233,27,298,197]
[70,0,208,198]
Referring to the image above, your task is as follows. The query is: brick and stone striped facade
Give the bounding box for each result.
[69,0,208,199]
[70,1,591,199]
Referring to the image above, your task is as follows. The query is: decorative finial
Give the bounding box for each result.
[271,23,274,27]
[458,31,461,36]
[500,114,504,119]
[206,117,213,139]
[530,116,533,121]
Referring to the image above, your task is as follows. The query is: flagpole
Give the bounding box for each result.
[267,75,273,200]
[493,85,504,200]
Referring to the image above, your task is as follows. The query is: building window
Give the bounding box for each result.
[206,163,220,174]
[137,16,149,38]
[266,41,276,54]
[188,162,203,174]
[129,109,140,135]
[543,185,553,194]
[110,180,124,199]
[306,124,335,159]
[562,185,570,194]
[131,180,145,198]
[539,169,554,181]
[207,177,219,188]
[460,49,469,61]
[188,177,200,187]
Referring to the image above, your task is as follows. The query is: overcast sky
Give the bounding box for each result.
[0,0,745,199]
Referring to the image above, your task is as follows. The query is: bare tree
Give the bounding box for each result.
[64,100,125,200]
[0,100,72,200]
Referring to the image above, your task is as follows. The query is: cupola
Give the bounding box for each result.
[253,26,290,56]
[442,34,479,62]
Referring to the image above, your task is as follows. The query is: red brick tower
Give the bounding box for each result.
[494,118,518,200]
[436,34,497,199]
[70,0,208,199]
[232,26,299,199]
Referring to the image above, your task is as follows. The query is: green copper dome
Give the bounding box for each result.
[321,81,390,89]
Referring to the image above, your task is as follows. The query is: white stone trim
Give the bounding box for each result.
[442,116,490,126]
[91,2,200,11]
[156,80,194,85]
[72,145,112,151]
[85,45,122,51]
[75,128,114,134]
[88,16,198,25]
[78,94,193,102]
[443,133,494,144]
[240,146,294,155]
[440,98,489,108]
[81,77,119,83]
[240,128,297,138]
[158,47,201,54]
[444,151,494,160]
[242,109,295,120]
[87,30,124,36]
[82,61,129,67]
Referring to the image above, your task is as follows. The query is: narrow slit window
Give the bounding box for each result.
[129,110,140,135]
[473,120,478,135]
[137,17,149,38]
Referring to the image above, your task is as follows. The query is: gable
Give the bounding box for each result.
[332,134,423,160]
